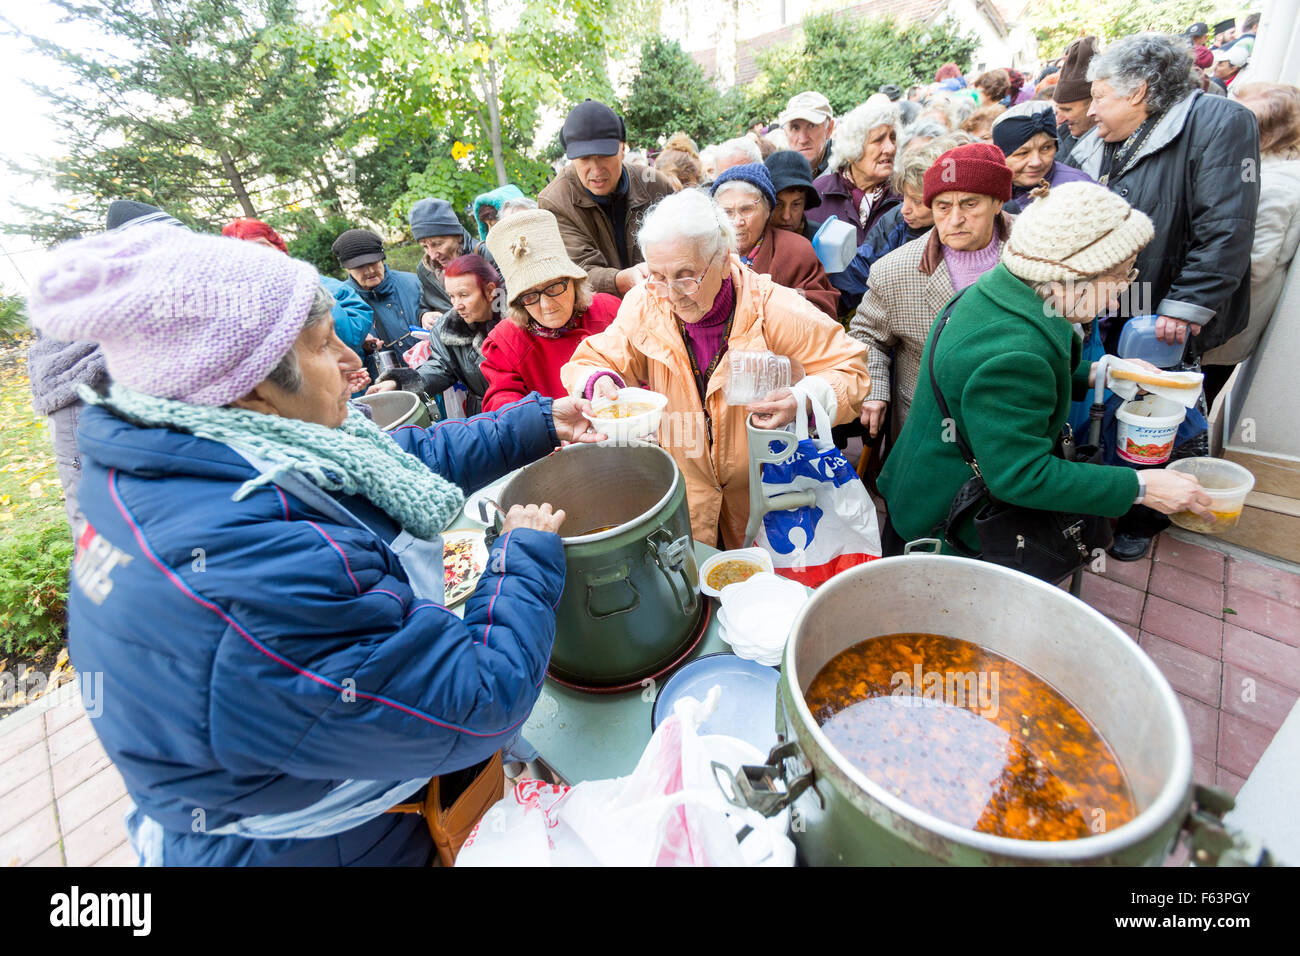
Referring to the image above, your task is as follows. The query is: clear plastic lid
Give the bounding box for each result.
[724,350,792,405]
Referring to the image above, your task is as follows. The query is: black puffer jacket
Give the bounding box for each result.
[1070,89,1260,356]
[378,306,502,416]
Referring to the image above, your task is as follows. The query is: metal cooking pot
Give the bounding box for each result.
[353,390,432,431]
[492,442,701,687]
[720,555,1265,865]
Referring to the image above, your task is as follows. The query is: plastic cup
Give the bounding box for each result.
[1165,457,1255,534]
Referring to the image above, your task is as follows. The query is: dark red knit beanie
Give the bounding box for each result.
[923,142,1014,207]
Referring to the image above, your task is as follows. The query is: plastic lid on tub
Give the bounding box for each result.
[811,215,857,274]
[1118,315,1187,369]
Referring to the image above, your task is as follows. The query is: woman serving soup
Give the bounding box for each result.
[561,189,871,549]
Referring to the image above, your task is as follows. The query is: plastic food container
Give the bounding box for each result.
[1116,394,1186,465]
[1118,315,1186,369]
[1165,458,1255,534]
[698,547,774,598]
[583,387,668,443]
[811,216,857,273]
[724,351,792,405]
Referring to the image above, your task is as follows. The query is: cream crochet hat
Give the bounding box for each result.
[485,208,587,301]
[1002,181,1154,283]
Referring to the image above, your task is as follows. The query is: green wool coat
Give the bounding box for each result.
[879,264,1140,555]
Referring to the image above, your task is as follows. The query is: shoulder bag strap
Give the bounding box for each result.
[925,287,981,478]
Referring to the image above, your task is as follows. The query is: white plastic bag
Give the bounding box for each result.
[457,687,794,867]
[754,381,881,586]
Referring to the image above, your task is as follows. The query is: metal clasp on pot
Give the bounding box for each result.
[712,740,821,818]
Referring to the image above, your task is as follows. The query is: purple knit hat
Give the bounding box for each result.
[28,224,321,407]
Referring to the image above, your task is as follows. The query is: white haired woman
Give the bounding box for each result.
[561,189,871,549]
[708,162,840,318]
[809,101,901,245]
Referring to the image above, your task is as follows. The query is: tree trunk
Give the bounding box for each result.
[220,150,258,217]
[462,0,508,185]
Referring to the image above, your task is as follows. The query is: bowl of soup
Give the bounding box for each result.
[584,387,669,443]
[698,548,773,598]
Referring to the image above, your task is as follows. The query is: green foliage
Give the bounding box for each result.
[282,213,353,278]
[746,14,980,121]
[3,0,347,243]
[387,148,553,238]
[1028,0,1223,58]
[305,0,617,188]
[0,292,27,345]
[0,526,74,655]
[622,37,727,148]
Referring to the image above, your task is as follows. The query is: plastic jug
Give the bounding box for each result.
[811,216,857,274]
[1118,314,1186,368]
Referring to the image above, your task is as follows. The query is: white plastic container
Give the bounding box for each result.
[698,547,774,598]
[584,387,668,443]
[1115,394,1186,465]
[1118,314,1186,369]
[1165,458,1255,534]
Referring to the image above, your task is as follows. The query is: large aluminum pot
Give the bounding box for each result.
[353,390,432,431]
[731,555,1194,865]
[495,442,701,687]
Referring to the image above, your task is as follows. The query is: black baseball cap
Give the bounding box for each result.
[1185,22,1208,38]
[332,228,386,269]
[560,100,626,159]
[1213,18,1236,35]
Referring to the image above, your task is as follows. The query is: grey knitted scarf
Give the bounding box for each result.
[82,384,463,538]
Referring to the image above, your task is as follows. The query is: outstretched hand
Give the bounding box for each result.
[551,396,607,444]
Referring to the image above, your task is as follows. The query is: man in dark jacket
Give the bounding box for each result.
[538,99,676,296]
[1072,33,1260,358]
[408,197,495,318]
[779,91,835,178]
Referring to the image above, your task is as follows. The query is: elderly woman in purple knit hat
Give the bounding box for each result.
[25,225,605,867]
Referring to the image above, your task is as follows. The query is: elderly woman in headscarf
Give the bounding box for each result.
[708,163,840,319]
[470,184,526,238]
[992,101,1094,208]
[809,101,902,246]
[561,189,870,549]
[27,226,605,867]
[479,209,622,410]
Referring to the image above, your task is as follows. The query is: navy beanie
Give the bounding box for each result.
[409,198,464,240]
[710,163,778,211]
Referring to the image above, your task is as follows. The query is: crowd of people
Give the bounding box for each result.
[23,22,1300,866]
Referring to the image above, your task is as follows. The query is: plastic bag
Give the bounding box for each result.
[456,687,794,867]
[754,381,881,586]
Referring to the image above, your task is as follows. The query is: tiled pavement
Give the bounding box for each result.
[2,530,1297,867]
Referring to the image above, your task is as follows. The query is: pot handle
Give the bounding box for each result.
[648,529,699,617]
[712,739,822,818]
[584,561,641,620]
[1177,784,1275,866]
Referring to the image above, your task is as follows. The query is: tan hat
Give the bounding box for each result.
[485,208,587,301]
[1002,182,1154,282]
[779,91,833,126]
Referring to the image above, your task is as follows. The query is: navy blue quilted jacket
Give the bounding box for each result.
[69,395,565,866]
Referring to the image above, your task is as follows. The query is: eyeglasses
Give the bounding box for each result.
[646,265,712,298]
[720,202,763,223]
[517,278,570,306]
[1103,266,1139,284]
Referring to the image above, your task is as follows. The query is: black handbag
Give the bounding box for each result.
[926,292,1113,582]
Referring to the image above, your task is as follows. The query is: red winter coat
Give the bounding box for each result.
[480,293,621,411]
[748,222,840,320]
